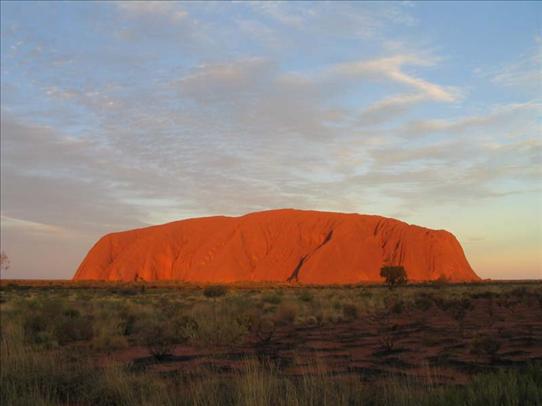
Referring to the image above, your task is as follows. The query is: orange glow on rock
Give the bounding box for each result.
[73,209,480,283]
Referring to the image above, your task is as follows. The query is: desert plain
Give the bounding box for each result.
[1,279,541,405]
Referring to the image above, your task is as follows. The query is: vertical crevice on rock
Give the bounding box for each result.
[287,229,334,282]
[321,230,333,246]
[287,255,307,282]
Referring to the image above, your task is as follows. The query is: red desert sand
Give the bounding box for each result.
[73,209,480,283]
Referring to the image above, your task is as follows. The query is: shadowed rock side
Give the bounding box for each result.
[73,209,480,283]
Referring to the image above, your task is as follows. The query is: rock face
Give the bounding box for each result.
[73,209,479,283]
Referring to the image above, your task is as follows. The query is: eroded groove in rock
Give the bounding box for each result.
[287,229,335,282]
[287,255,307,282]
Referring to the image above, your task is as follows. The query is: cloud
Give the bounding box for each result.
[115,1,187,21]
[247,2,309,29]
[174,57,345,140]
[333,55,459,102]
[400,102,542,138]
[247,2,416,36]
[0,113,147,232]
[329,54,461,125]
[357,134,542,209]
[484,36,542,93]
[358,93,427,125]
[178,58,276,102]
[173,53,461,137]
[1,215,70,238]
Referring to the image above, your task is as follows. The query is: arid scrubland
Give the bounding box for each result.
[1,281,541,405]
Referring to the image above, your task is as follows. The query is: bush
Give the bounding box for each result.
[139,315,199,360]
[414,294,433,311]
[23,314,49,345]
[450,298,472,319]
[117,307,139,336]
[254,317,275,342]
[117,288,139,296]
[54,314,94,345]
[22,301,94,346]
[139,319,182,360]
[274,302,298,325]
[203,285,228,299]
[298,290,314,302]
[369,309,400,353]
[390,300,404,314]
[191,303,248,348]
[342,303,358,320]
[380,265,407,289]
[305,315,318,327]
[470,334,501,362]
[261,292,282,305]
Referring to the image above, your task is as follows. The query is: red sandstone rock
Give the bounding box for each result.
[73,209,480,283]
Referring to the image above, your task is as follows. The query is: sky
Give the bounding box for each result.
[0,1,541,280]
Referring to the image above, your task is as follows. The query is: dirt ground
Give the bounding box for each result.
[102,295,542,384]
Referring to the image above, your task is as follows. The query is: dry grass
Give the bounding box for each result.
[1,281,541,405]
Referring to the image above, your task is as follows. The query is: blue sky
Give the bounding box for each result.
[1,1,540,279]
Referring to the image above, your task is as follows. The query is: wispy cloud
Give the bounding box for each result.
[400,102,541,138]
[480,35,542,93]
[329,54,462,125]
[333,55,459,102]
[1,215,70,237]
[115,1,187,21]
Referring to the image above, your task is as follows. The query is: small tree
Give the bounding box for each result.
[380,265,407,289]
[0,251,9,276]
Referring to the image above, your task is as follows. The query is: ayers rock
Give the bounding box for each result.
[73,209,479,284]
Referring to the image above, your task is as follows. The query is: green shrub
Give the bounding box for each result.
[53,313,94,345]
[203,285,228,299]
[21,300,93,346]
[139,319,180,360]
[298,290,314,302]
[138,309,198,359]
[261,292,282,305]
[191,303,248,348]
[23,313,49,344]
